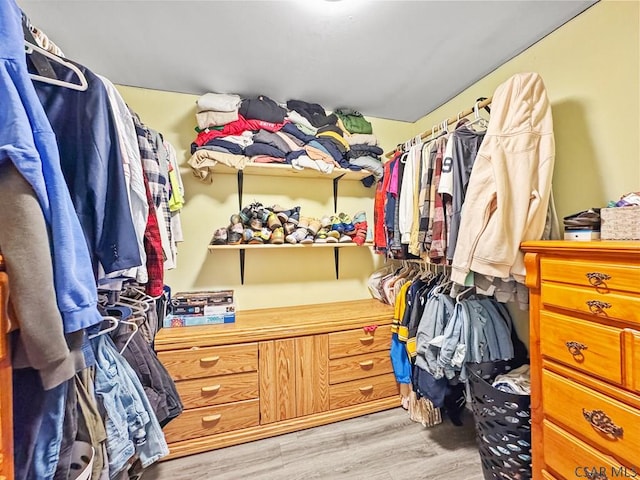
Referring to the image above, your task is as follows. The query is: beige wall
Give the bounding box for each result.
[115,85,414,310]
[117,0,639,317]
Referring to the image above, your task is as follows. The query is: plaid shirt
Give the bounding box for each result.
[142,174,164,297]
[429,138,447,263]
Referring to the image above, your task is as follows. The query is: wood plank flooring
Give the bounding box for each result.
[144,407,484,480]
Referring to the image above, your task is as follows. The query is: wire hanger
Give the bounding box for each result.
[25,40,88,91]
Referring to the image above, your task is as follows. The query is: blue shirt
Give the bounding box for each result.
[0,0,102,333]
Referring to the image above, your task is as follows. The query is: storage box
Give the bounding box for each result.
[163,309,236,328]
[600,206,640,240]
[564,229,601,241]
[170,290,234,316]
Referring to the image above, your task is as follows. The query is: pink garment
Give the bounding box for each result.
[251,155,286,164]
[389,156,400,196]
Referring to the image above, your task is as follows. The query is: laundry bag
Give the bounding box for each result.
[467,360,532,480]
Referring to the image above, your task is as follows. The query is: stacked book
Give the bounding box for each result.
[164,290,236,327]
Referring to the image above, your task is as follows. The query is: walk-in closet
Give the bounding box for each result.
[1,1,639,479]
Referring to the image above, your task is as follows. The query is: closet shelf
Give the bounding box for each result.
[212,163,373,213]
[213,163,373,181]
[208,242,373,284]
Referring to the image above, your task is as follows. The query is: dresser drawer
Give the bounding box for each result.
[329,350,393,385]
[175,372,258,409]
[328,324,392,359]
[158,343,258,381]
[540,311,622,385]
[623,329,640,395]
[541,471,559,480]
[542,369,640,467]
[543,420,637,480]
[540,257,640,294]
[329,372,398,409]
[541,283,640,326]
[162,398,259,443]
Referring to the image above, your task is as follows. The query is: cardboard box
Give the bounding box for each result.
[163,311,236,328]
[564,229,601,241]
[170,290,234,316]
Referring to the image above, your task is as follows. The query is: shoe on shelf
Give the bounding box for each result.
[210,227,227,245]
[327,229,340,241]
[276,206,301,225]
[315,227,329,243]
[270,227,285,244]
[283,222,296,235]
[352,211,366,225]
[300,234,315,245]
[250,217,263,231]
[251,227,271,244]
[242,228,254,243]
[230,213,242,225]
[227,223,244,245]
[307,218,322,236]
[338,234,353,243]
[298,216,311,230]
[320,215,332,228]
[339,212,355,233]
[285,227,308,244]
[330,215,344,234]
[266,212,283,230]
[351,211,368,246]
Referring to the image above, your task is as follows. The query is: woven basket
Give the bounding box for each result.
[601,206,640,240]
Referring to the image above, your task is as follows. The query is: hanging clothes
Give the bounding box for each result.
[451,72,554,284]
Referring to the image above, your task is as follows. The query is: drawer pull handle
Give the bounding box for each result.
[201,384,221,394]
[586,272,611,287]
[582,408,623,439]
[202,414,222,424]
[586,300,612,314]
[359,337,374,344]
[359,360,374,368]
[200,355,220,364]
[565,341,588,356]
[359,385,374,394]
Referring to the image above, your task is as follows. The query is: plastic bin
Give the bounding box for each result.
[467,361,532,480]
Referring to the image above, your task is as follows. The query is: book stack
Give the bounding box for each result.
[164,290,236,327]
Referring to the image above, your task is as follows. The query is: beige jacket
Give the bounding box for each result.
[451,72,555,284]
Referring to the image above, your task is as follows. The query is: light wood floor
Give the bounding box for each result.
[144,407,484,480]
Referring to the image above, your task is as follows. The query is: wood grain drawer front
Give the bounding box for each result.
[162,398,259,444]
[542,369,640,467]
[175,372,258,409]
[540,257,640,294]
[541,471,559,480]
[540,311,622,385]
[0,273,8,362]
[543,420,638,480]
[158,343,258,381]
[328,325,392,359]
[541,283,640,326]
[329,373,398,410]
[329,350,393,385]
[623,329,640,394]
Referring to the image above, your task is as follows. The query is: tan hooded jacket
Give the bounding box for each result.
[451,72,555,284]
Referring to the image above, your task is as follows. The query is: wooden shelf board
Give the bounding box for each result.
[208,242,373,251]
[214,163,372,181]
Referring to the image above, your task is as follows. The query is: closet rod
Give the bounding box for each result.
[384,96,492,159]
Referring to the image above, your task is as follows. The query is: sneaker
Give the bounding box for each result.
[285,227,307,244]
[339,212,355,233]
[300,234,314,245]
[210,228,227,245]
[270,227,285,244]
[338,234,353,243]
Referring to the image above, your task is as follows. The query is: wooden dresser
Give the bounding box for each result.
[0,255,13,480]
[521,241,640,480]
[155,298,398,459]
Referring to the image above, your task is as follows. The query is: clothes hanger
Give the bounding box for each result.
[88,316,120,339]
[455,286,476,303]
[118,318,140,354]
[25,40,88,92]
[466,102,489,131]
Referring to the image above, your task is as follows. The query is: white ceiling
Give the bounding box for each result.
[19,0,596,122]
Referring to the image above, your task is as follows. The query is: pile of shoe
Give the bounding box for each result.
[209,204,369,246]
